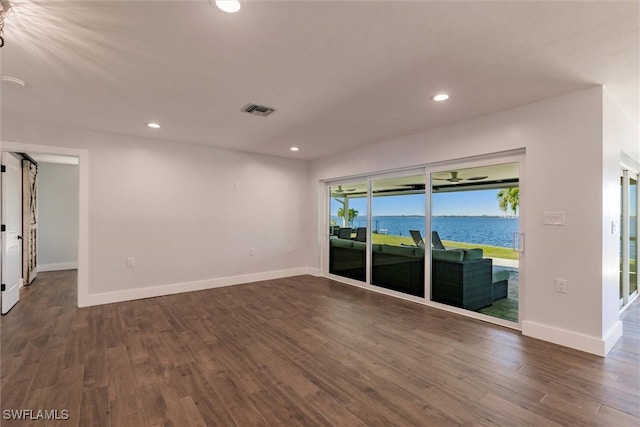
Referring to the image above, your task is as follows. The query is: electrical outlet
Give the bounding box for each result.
[127,257,135,268]
[555,278,567,293]
[250,248,256,256]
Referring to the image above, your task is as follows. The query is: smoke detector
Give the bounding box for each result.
[242,103,276,117]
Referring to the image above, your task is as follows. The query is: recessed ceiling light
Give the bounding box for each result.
[432,93,449,102]
[290,147,300,152]
[1,76,26,87]
[215,0,241,13]
[146,122,160,129]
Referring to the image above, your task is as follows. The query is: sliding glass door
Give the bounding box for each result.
[620,170,638,307]
[328,181,368,282]
[325,156,524,327]
[430,162,521,324]
[370,174,426,297]
[327,171,426,298]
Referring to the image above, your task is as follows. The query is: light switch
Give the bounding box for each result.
[543,212,565,226]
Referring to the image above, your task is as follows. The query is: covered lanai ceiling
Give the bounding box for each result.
[1,1,638,160]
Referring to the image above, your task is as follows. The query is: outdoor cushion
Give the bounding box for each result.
[381,245,415,257]
[463,248,484,260]
[432,249,464,262]
[331,238,353,249]
[352,241,367,251]
[492,268,510,283]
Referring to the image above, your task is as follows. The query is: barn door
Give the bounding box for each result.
[23,159,38,285]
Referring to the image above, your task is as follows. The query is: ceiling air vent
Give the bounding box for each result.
[242,103,276,117]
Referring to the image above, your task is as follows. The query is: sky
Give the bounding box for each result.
[331,189,515,217]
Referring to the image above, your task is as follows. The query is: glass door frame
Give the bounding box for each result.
[425,152,525,329]
[620,167,639,309]
[322,151,525,329]
[323,168,427,303]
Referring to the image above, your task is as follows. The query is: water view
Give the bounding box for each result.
[333,215,518,248]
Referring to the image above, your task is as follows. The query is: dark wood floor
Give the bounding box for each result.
[1,271,639,426]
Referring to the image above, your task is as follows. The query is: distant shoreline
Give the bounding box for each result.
[336,215,519,219]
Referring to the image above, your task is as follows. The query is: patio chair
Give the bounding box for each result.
[409,230,425,247]
[431,231,446,250]
[355,227,367,242]
[338,227,353,239]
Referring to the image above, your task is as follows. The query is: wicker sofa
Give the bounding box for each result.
[329,238,424,296]
[329,238,502,307]
[431,248,493,310]
[329,237,366,281]
[371,245,424,297]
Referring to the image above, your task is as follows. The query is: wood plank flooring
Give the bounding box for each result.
[1,270,639,426]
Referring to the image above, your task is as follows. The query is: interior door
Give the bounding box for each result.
[23,159,38,284]
[2,153,22,314]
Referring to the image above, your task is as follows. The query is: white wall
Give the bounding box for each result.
[2,121,310,305]
[38,162,80,271]
[310,87,637,355]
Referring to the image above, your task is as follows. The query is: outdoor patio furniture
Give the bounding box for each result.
[409,229,425,247]
[337,227,353,239]
[431,231,446,250]
[372,244,425,297]
[492,267,510,300]
[431,248,493,310]
[355,227,367,242]
[329,238,366,281]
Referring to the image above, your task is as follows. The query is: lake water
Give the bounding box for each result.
[333,215,637,256]
[334,216,519,248]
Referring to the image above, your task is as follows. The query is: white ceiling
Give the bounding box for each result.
[2,1,638,160]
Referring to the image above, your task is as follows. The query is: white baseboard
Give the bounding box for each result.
[522,320,623,357]
[80,267,309,307]
[38,262,79,272]
[305,267,322,277]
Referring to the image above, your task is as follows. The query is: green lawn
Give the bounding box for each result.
[370,233,519,260]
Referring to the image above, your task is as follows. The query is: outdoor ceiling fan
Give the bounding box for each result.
[433,171,488,183]
[333,185,356,193]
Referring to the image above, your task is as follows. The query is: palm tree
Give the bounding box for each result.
[497,188,519,215]
[337,207,359,226]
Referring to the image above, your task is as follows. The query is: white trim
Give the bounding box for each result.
[82,267,309,307]
[306,267,322,277]
[522,320,623,357]
[603,321,624,355]
[1,141,89,308]
[38,262,79,272]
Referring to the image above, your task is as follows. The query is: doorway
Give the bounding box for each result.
[0,142,88,308]
[620,168,639,308]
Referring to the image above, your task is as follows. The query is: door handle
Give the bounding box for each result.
[16,235,22,240]
[512,232,524,254]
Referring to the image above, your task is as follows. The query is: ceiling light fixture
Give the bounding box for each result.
[214,0,241,13]
[146,122,160,129]
[0,0,12,48]
[1,76,25,87]
[432,93,449,102]
[290,147,299,152]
